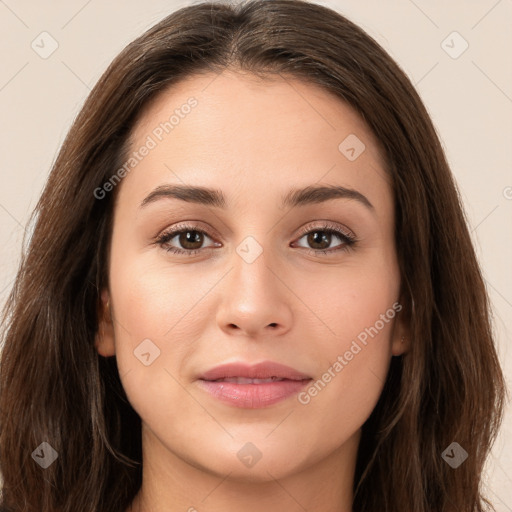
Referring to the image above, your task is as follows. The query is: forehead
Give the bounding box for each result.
[119,69,391,214]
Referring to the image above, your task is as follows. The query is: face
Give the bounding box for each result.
[96,69,409,483]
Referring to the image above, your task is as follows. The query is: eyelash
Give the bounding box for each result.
[154,221,357,257]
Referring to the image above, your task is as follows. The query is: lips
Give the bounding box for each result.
[196,361,312,408]
[198,361,312,382]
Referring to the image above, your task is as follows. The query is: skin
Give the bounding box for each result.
[95,69,410,512]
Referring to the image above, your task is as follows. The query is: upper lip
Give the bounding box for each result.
[198,361,312,381]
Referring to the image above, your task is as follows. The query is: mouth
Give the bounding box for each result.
[196,361,313,408]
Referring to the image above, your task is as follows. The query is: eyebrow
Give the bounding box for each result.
[139,184,374,211]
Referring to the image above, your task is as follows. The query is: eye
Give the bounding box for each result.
[154,221,357,257]
[292,222,357,255]
[155,223,220,256]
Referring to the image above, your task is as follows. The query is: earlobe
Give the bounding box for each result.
[95,289,116,357]
[391,334,411,356]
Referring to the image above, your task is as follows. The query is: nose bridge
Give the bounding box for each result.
[215,233,293,336]
[231,233,277,302]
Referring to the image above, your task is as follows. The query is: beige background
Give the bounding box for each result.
[1,0,511,507]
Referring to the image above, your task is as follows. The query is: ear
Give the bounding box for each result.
[390,297,411,357]
[95,288,116,357]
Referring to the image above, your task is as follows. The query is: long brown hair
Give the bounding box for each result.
[0,1,506,510]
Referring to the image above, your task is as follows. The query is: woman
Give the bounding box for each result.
[0,0,506,511]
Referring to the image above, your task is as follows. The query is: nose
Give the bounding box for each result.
[215,244,293,339]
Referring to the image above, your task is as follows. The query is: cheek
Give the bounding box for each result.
[108,242,244,425]
[291,263,398,425]
[292,256,399,346]
[109,249,219,345]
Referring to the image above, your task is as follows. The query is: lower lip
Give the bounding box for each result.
[197,379,311,408]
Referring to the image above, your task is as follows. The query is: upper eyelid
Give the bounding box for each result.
[159,222,354,237]
[295,222,356,240]
[158,222,217,241]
